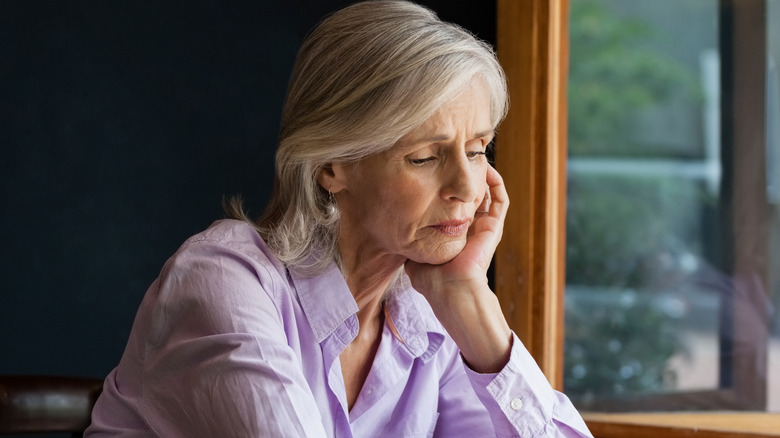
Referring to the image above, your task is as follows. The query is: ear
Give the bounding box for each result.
[317,162,348,194]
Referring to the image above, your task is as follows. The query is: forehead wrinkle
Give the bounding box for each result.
[404,128,496,146]
[395,80,494,150]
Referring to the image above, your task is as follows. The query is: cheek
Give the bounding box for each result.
[392,179,432,212]
[374,179,431,227]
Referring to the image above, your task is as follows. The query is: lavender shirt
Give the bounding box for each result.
[85,219,591,437]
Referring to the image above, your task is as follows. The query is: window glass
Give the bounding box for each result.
[565,0,779,412]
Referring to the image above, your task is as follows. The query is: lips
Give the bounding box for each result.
[430,219,470,237]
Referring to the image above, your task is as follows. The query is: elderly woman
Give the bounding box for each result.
[86,1,591,437]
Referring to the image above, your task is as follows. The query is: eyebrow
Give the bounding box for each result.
[410,129,496,144]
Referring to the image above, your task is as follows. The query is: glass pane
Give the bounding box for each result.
[564,0,779,412]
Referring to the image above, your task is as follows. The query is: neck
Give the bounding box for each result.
[334,226,406,412]
[338,242,405,331]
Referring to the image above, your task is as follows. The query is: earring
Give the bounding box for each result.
[326,190,337,216]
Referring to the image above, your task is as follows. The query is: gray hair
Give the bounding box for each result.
[228,0,508,275]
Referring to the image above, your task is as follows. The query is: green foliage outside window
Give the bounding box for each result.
[564,0,707,406]
[568,0,699,157]
[565,175,698,403]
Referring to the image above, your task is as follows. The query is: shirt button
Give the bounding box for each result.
[510,398,524,411]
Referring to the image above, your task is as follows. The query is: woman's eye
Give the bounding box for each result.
[409,157,436,165]
[467,151,487,159]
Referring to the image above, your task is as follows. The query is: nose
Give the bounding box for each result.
[440,154,481,204]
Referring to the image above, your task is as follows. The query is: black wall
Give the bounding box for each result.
[1,0,494,382]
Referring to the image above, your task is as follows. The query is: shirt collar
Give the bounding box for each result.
[289,263,445,359]
[383,273,446,360]
[289,263,359,343]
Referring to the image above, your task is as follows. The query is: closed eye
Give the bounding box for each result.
[467,151,486,159]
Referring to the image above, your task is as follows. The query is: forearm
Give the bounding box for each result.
[428,280,512,373]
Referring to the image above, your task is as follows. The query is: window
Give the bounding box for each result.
[495,0,780,435]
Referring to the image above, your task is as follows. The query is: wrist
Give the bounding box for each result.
[458,322,512,374]
[435,285,512,373]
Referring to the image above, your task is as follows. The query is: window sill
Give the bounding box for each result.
[584,412,780,438]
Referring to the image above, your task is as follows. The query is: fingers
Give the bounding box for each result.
[476,182,491,214]
[486,165,506,198]
[485,165,508,217]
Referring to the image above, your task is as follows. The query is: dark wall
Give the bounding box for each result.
[1,0,494,381]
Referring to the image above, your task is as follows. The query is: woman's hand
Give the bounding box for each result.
[405,165,512,373]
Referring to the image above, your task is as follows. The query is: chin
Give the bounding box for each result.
[409,239,466,265]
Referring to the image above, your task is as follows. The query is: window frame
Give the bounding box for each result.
[494,0,778,435]
[494,0,569,390]
[718,0,770,411]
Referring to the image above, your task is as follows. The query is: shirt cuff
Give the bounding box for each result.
[463,333,557,438]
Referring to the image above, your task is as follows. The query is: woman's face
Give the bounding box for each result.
[332,79,494,265]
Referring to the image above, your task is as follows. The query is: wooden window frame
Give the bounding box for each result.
[495,0,569,389]
[494,0,778,436]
